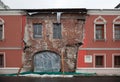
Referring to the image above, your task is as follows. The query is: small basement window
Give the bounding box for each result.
[95,55,104,67]
[0,54,4,67]
[114,55,120,67]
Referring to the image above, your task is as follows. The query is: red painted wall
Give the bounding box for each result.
[77,15,120,68]
[0,16,24,47]
[0,50,22,67]
[84,15,120,48]
[0,15,26,67]
[77,50,120,68]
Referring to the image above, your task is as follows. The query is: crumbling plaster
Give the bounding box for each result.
[23,13,86,72]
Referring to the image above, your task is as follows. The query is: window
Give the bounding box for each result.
[0,18,4,40]
[95,55,104,67]
[0,54,4,67]
[53,23,62,39]
[0,25,3,40]
[33,23,42,38]
[95,25,104,40]
[114,25,120,40]
[113,16,120,40]
[94,16,106,40]
[114,55,120,67]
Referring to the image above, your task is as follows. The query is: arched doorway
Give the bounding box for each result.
[33,51,61,72]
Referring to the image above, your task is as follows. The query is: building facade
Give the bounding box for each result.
[76,9,120,75]
[23,9,87,72]
[0,10,26,74]
[0,9,120,75]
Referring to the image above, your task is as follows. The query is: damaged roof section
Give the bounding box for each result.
[25,8,87,16]
[23,8,87,72]
[25,8,87,13]
[25,8,87,24]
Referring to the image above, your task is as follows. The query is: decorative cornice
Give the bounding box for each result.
[94,16,106,24]
[88,9,120,15]
[0,10,26,15]
[113,16,120,23]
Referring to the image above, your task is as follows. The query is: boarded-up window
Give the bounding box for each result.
[95,55,104,67]
[95,25,104,40]
[0,54,4,67]
[114,55,120,67]
[0,25,3,40]
[33,23,42,38]
[114,25,120,40]
[53,23,62,39]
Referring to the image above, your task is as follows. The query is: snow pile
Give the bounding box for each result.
[19,74,73,78]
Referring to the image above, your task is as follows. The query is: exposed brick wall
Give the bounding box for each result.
[23,13,86,72]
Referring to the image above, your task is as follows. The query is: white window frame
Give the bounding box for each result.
[113,16,120,41]
[94,16,106,41]
[112,53,120,68]
[84,55,92,63]
[93,53,106,68]
[0,52,6,68]
[0,18,4,40]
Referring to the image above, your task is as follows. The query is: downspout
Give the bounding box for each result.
[57,12,62,23]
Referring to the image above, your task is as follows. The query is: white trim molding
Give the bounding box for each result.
[0,47,22,50]
[94,16,106,24]
[76,68,120,75]
[113,16,120,24]
[93,53,106,68]
[88,9,120,15]
[79,48,120,50]
[0,17,5,40]
[113,16,120,41]
[0,67,26,74]
[0,10,26,15]
[94,16,106,41]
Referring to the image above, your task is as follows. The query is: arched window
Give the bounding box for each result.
[0,18,4,40]
[113,16,120,40]
[94,16,106,41]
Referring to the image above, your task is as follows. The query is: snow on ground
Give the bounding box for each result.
[19,74,73,78]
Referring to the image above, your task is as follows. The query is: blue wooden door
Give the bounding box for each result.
[34,51,61,72]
